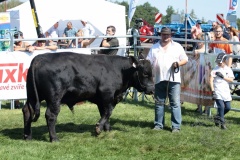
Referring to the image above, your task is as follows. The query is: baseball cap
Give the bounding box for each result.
[215,53,227,63]
[196,20,202,24]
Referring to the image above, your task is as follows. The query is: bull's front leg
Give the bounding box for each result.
[22,103,33,140]
[96,104,113,135]
[45,106,60,142]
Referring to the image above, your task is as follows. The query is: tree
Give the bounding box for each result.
[115,1,158,28]
[189,9,198,20]
[0,0,22,12]
[162,6,175,24]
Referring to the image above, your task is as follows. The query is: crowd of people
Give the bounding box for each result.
[190,19,238,128]
[12,20,120,109]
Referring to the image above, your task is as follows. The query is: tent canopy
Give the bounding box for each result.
[7,0,126,53]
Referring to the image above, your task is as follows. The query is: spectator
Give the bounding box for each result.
[80,19,95,48]
[210,53,234,129]
[227,26,240,55]
[98,25,119,55]
[62,21,78,48]
[45,22,59,46]
[210,21,217,32]
[222,20,231,40]
[209,25,233,67]
[191,20,202,49]
[74,29,84,48]
[33,34,58,50]
[146,27,188,132]
[13,31,35,53]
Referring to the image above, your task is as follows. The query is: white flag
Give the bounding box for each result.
[228,0,238,15]
[128,0,139,27]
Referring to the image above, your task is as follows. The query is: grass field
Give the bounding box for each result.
[0,97,240,160]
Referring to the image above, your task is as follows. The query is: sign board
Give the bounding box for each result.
[216,13,224,24]
[155,13,162,24]
[171,14,181,23]
[0,12,10,30]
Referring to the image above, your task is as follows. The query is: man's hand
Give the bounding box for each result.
[171,62,179,70]
[212,91,217,100]
[215,72,224,79]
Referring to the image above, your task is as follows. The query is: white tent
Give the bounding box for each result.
[7,0,126,55]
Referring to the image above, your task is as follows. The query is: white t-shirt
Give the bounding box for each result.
[82,23,95,37]
[146,40,188,84]
[211,65,234,101]
[47,26,59,39]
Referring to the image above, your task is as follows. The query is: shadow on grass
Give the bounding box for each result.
[1,122,97,141]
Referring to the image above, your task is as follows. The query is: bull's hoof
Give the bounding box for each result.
[95,123,101,135]
[23,134,32,140]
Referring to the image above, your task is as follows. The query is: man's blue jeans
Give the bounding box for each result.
[154,81,181,129]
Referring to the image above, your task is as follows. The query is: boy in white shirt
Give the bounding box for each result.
[210,53,234,129]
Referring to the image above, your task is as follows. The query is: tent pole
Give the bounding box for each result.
[29,0,42,37]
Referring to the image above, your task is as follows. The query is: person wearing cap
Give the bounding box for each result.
[209,53,234,129]
[80,19,95,48]
[209,25,233,67]
[146,27,188,132]
[191,20,202,39]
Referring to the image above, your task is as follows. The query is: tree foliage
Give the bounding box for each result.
[0,0,22,12]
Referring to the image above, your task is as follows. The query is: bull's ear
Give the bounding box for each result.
[138,53,146,60]
[129,56,138,68]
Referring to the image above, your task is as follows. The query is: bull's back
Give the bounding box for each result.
[28,52,130,103]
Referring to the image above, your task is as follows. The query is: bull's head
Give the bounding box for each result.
[130,56,154,94]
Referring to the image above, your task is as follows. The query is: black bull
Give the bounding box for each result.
[22,52,154,142]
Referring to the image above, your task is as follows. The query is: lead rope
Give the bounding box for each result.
[164,62,179,108]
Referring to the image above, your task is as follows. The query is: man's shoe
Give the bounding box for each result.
[152,126,162,131]
[172,128,180,133]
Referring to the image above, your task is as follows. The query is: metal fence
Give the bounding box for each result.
[0,32,240,114]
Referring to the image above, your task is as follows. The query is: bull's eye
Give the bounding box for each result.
[142,73,148,77]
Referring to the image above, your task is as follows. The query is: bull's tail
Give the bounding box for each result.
[31,63,40,122]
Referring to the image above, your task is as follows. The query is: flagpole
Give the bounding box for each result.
[185,0,188,51]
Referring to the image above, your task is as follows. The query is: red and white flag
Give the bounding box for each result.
[228,0,238,15]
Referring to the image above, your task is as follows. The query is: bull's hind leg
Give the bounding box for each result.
[45,101,61,142]
[22,103,32,140]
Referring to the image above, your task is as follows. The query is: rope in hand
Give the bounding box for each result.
[165,62,180,107]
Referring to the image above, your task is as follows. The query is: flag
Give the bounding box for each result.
[128,0,139,27]
[228,0,238,15]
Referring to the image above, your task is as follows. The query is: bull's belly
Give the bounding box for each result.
[61,91,96,106]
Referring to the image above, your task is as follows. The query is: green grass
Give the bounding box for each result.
[0,97,240,160]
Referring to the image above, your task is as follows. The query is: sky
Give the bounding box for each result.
[121,0,239,22]
[19,0,239,22]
